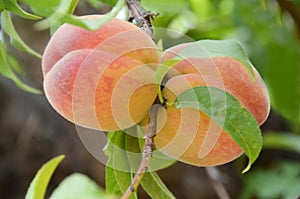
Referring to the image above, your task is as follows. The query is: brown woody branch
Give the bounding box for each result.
[120,105,159,199]
[126,0,157,40]
[120,2,159,198]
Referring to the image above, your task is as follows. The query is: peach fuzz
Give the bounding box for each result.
[42,15,160,131]
[154,44,270,166]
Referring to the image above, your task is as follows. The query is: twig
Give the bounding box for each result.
[205,167,231,199]
[120,2,159,198]
[126,0,157,40]
[120,105,159,199]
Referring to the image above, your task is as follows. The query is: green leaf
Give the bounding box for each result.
[1,11,42,58]
[0,1,4,12]
[105,131,137,199]
[105,131,133,173]
[49,173,114,199]
[25,155,65,199]
[35,0,125,32]
[104,130,175,198]
[65,0,125,31]
[141,172,176,199]
[263,132,300,154]
[175,40,255,79]
[99,0,118,6]
[2,0,41,19]
[33,0,79,32]
[0,41,41,94]
[175,86,262,173]
[142,0,189,15]
[105,167,124,197]
[20,0,60,17]
[240,161,300,199]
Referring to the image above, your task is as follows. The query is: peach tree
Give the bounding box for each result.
[1,0,298,198]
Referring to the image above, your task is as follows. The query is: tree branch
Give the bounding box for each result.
[119,2,159,198]
[126,0,157,40]
[120,105,159,199]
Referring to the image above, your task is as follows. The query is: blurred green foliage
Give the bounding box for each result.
[241,161,300,199]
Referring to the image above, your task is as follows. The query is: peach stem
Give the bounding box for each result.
[126,0,157,40]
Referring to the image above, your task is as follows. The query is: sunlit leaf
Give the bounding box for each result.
[176,86,262,173]
[240,161,300,199]
[25,155,65,199]
[20,0,60,17]
[105,167,123,197]
[2,0,41,19]
[0,41,41,94]
[141,172,176,199]
[35,0,125,33]
[49,173,114,199]
[64,0,125,30]
[33,0,79,32]
[0,1,4,12]
[142,0,188,15]
[99,0,118,6]
[1,11,42,58]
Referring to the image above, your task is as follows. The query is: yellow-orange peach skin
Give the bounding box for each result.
[42,15,159,131]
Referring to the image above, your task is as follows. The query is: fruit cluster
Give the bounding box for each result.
[42,15,270,166]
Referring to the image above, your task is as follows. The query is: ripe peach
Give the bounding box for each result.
[154,43,270,166]
[42,15,160,131]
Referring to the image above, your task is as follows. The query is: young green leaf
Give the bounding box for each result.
[105,131,132,173]
[141,172,176,199]
[142,0,188,15]
[35,0,125,33]
[175,40,255,79]
[1,11,42,58]
[105,167,124,197]
[25,155,65,199]
[63,0,125,31]
[175,86,263,173]
[105,131,137,199]
[49,173,114,199]
[2,0,41,19]
[33,0,79,32]
[99,0,118,6]
[20,0,60,17]
[0,41,41,94]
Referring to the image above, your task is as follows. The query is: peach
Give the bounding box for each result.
[42,15,160,131]
[154,43,270,166]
